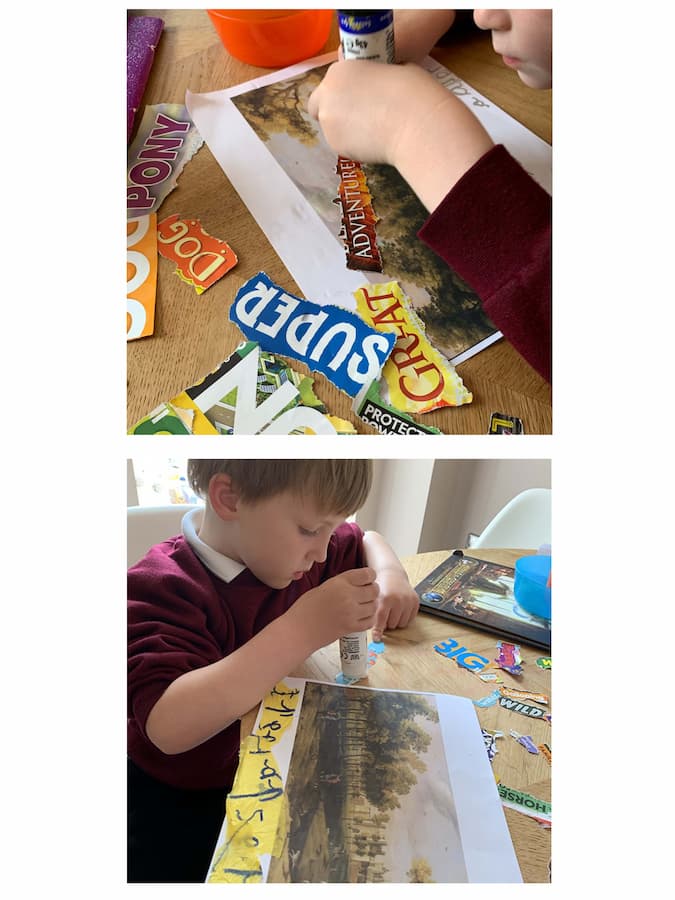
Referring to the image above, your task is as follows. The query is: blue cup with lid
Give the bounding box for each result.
[514,555,551,620]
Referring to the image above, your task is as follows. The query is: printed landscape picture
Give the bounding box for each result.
[230,65,497,362]
[266,681,468,883]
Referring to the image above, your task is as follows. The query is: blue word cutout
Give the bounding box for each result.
[230,272,395,398]
[433,637,489,672]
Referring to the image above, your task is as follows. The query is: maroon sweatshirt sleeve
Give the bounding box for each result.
[320,521,365,577]
[418,144,551,382]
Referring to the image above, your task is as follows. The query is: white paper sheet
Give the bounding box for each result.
[206,677,522,884]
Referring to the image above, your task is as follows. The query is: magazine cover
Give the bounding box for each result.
[415,552,551,650]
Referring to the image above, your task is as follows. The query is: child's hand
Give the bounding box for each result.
[290,567,378,650]
[307,60,493,212]
[371,569,420,642]
[307,60,441,167]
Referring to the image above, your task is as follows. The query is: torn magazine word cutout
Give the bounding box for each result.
[498,696,547,721]
[495,641,524,676]
[482,728,504,763]
[488,412,525,434]
[129,341,356,435]
[126,214,157,341]
[157,214,237,293]
[497,784,551,826]
[354,281,472,413]
[354,378,441,434]
[538,743,552,764]
[131,395,218,435]
[230,272,395,399]
[207,678,522,883]
[500,687,549,706]
[473,689,501,709]
[334,156,382,272]
[434,637,489,673]
[478,671,504,683]
[509,730,539,755]
[127,103,203,218]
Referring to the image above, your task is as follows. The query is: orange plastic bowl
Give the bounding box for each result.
[207,9,333,68]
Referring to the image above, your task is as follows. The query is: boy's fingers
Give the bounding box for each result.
[403,594,420,624]
[400,608,416,629]
[371,604,388,640]
[307,67,332,119]
[346,567,377,586]
[372,593,419,636]
[385,607,403,630]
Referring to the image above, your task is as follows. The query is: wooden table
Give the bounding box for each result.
[241,548,552,883]
[127,10,552,433]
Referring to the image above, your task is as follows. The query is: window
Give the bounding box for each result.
[129,459,202,507]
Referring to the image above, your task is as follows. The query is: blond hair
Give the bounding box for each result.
[187,459,372,517]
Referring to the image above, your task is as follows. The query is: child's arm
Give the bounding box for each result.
[393,10,457,62]
[308,55,551,381]
[144,568,377,755]
[362,530,420,642]
[307,61,493,212]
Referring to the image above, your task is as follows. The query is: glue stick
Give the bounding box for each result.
[339,631,369,680]
[337,10,395,63]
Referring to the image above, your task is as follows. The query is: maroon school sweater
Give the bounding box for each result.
[419,144,551,382]
[127,522,364,789]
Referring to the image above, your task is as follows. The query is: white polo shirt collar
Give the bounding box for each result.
[181,506,246,583]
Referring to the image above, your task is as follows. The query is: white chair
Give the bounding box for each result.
[127,504,203,567]
[472,488,551,549]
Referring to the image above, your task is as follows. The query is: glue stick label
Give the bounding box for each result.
[339,631,369,678]
[338,11,395,63]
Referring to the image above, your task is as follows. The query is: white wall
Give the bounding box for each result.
[356,460,435,560]
[452,459,551,548]
[419,459,478,550]
[356,459,551,557]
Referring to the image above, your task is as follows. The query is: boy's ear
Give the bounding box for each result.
[208,473,241,521]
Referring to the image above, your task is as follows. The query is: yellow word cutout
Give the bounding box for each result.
[207,682,301,883]
[354,281,472,413]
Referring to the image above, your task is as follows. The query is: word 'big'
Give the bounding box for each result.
[434,637,489,672]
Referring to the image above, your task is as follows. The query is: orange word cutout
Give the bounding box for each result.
[157,214,238,294]
[334,157,382,272]
[127,214,158,341]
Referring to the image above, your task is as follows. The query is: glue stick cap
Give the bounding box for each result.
[207,9,333,68]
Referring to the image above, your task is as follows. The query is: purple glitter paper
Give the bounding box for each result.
[127,16,164,142]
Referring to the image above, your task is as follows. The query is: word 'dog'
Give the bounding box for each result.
[230,272,395,398]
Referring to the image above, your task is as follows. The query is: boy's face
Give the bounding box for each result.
[232,490,346,589]
[474,9,552,89]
